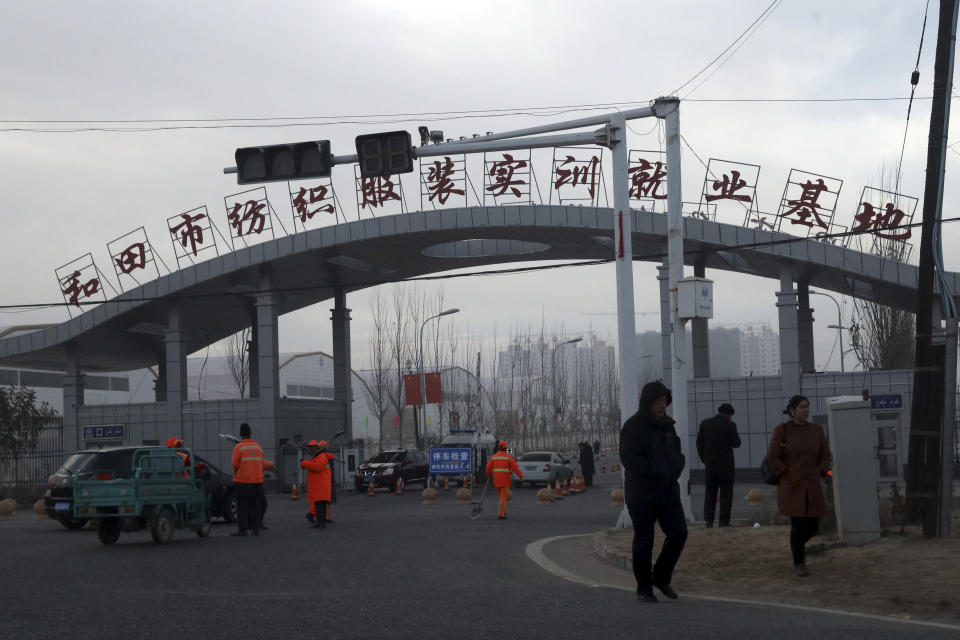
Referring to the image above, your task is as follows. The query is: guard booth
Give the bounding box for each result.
[278,440,302,493]
[340,445,362,490]
[826,395,905,544]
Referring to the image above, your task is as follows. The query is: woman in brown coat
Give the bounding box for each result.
[766,394,832,577]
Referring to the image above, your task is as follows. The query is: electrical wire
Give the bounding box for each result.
[894,0,930,195]
[671,0,781,96]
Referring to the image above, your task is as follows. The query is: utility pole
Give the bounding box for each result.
[907,0,959,538]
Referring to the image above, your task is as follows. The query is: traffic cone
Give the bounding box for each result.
[553,480,563,500]
[367,478,376,497]
[562,478,569,496]
[443,476,450,491]
[290,483,299,500]
[396,476,404,495]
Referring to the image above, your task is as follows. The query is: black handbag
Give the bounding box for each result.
[760,423,788,485]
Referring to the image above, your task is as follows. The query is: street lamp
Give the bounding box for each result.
[810,290,845,373]
[551,337,583,451]
[419,308,460,447]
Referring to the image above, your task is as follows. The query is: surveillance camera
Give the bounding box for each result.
[429,130,444,145]
[418,126,429,146]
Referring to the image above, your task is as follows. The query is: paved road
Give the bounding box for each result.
[1,480,956,639]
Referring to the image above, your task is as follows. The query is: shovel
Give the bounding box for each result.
[470,480,491,520]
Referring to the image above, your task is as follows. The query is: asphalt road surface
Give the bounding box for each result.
[1,480,956,640]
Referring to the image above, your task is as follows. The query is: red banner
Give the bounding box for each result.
[404,372,443,405]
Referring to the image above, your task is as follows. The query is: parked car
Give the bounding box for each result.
[515,451,576,488]
[45,447,239,529]
[354,449,429,492]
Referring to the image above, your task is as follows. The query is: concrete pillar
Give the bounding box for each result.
[61,344,84,453]
[331,288,353,437]
[658,260,672,387]
[154,357,167,402]
[255,266,280,440]
[691,264,711,378]
[797,281,815,373]
[164,303,189,437]
[776,265,801,398]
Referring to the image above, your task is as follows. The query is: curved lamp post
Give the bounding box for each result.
[419,308,460,446]
[551,337,582,450]
[810,290,845,373]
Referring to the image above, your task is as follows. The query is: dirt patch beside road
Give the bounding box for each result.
[596,523,960,625]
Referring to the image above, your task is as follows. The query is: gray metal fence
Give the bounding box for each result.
[0,417,63,491]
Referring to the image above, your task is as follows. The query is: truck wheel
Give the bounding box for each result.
[97,519,121,545]
[151,508,175,544]
[60,518,88,530]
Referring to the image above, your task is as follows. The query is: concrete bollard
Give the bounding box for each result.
[0,500,14,518]
[536,487,553,505]
[421,487,438,505]
[455,488,471,505]
[33,499,47,519]
[610,489,625,506]
[746,488,765,505]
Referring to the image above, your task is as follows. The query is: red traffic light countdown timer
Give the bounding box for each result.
[355,130,414,178]
[234,140,332,184]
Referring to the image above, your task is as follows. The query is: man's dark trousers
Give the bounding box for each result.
[235,482,263,533]
[627,501,688,591]
[703,467,734,526]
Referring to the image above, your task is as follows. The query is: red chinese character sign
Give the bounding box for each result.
[167,206,220,268]
[419,155,467,210]
[354,166,406,216]
[628,150,667,212]
[107,227,167,292]
[225,187,283,249]
[550,148,605,206]
[849,187,917,262]
[484,151,533,206]
[776,169,843,236]
[696,159,760,227]
[55,253,110,316]
[289,178,338,231]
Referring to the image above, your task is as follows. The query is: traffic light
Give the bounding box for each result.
[355,130,414,178]
[234,140,331,184]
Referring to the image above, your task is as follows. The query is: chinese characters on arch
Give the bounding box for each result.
[55,253,109,316]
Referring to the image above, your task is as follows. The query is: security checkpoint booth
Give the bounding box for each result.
[825,395,905,544]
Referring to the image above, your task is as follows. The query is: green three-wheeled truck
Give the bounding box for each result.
[73,447,211,545]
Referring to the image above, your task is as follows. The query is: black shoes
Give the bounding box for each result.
[498,516,508,520]
[305,513,316,524]
[637,590,658,603]
[718,523,732,528]
[793,563,809,577]
[653,582,679,599]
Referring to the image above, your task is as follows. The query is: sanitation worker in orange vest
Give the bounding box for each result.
[165,436,191,477]
[485,440,523,520]
[231,422,265,537]
[301,440,334,529]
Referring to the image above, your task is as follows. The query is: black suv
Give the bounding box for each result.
[354,449,429,492]
[45,447,239,529]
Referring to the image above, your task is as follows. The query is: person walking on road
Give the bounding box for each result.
[301,440,334,529]
[765,395,832,577]
[485,440,523,520]
[696,403,741,527]
[230,422,264,537]
[578,441,596,487]
[619,380,688,603]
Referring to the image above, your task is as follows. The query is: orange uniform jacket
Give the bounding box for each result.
[301,451,334,502]
[485,451,523,488]
[232,438,265,484]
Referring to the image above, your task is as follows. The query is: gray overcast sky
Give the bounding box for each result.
[0,0,952,372]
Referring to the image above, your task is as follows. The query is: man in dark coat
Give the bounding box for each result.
[696,403,741,527]
[619,380,688,603]
[578,442,596,487]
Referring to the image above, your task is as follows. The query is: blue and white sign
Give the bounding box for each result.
[82,425,125,439]
[429,447,472,475]
[870,394,902,409]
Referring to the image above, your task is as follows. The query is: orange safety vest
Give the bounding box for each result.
[232,438,265,483]
[485,451,522,488]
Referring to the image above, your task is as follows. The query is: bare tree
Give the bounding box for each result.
[220,327,251,398]
[386,285,410,449]
[365,290,391,450]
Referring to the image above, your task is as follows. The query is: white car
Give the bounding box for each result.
[515,451,575,488]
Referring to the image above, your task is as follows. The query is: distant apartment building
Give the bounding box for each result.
[739,323,780,376]
[634,323,776,380]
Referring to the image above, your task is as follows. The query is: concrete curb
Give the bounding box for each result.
[592,530,632,571]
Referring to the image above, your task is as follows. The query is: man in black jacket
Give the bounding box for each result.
[619,380,688,603]
[696,403,741,528]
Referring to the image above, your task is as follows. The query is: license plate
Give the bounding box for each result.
[54,502,71,512]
